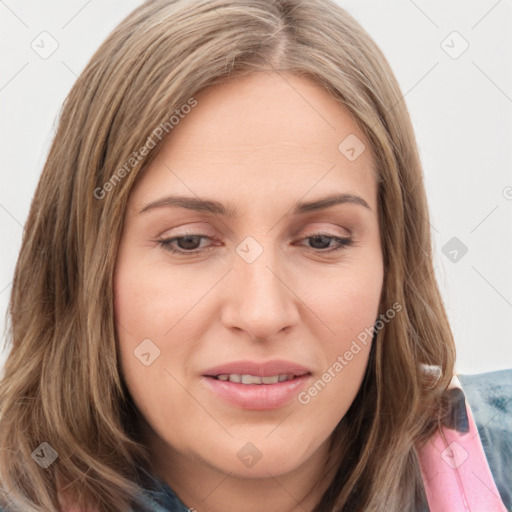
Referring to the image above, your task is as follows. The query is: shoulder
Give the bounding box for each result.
[458,369,512,510]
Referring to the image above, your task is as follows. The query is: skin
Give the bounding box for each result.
[114,71,384,512]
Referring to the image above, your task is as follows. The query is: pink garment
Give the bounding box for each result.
[417,376,507,511]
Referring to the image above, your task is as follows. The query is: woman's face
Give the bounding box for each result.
[114,71,383,481]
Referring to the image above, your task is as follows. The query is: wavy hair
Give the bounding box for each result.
[0,0,455,510]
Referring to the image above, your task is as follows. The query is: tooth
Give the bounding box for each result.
[222,373,294,384]
[241,374,263,384]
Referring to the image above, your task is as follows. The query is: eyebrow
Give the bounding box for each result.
[138,192,372,216]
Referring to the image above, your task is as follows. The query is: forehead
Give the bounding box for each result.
[128,71,377,213]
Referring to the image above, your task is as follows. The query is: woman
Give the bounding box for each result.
[0,0,508,511]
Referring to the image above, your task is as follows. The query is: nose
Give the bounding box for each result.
[220,241,301,342]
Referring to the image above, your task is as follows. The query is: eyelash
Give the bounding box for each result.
[156,232,354,255]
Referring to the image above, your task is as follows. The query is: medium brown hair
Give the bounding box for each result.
[0,0,455,510]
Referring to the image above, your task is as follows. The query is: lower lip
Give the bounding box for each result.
[201,375,311,410]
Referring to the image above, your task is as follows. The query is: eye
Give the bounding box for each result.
[157,234,213,254]
[296,233,354,253]
[156,232,353,255]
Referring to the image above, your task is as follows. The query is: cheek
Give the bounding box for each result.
[310,258,383,346]
[113,257,191,341]
[297,261,382,416]
[113,251,208,398]
[113,252,169,385]
[112,258,194,433]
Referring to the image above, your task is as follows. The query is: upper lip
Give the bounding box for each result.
[202,359,311,378]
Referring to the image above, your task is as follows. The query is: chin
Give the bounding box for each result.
[198,434,323,478]
[224,453,309,479]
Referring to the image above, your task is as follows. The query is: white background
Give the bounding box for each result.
[1,1,511,375]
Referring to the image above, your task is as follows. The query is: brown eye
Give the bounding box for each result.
[158,234,211,254]
[156,232,353,256]
[298,233,354,253]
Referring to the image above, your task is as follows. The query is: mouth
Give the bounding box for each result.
[201,360,312,410]
[210,373,307,384]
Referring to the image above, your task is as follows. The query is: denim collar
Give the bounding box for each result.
[134,466,190,512]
